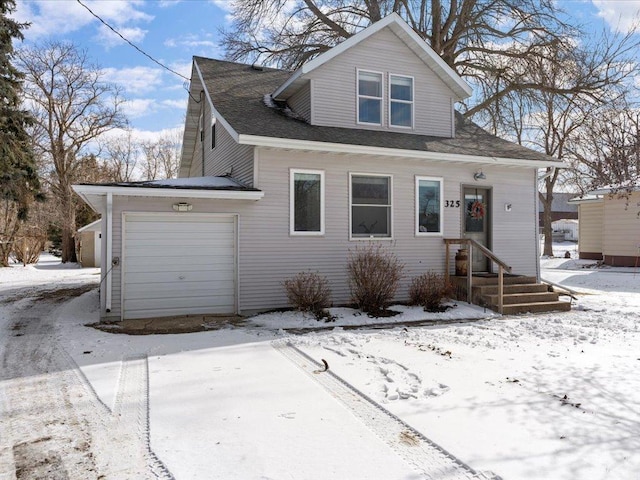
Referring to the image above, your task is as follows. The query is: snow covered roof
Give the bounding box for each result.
[73,176,264,213]
[77,219,102,233]
[85,176,258,191]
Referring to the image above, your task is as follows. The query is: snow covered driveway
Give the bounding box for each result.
[1,254,639,479]
[0,283,170,480]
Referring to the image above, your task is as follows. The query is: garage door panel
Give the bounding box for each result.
[125,295,234,312]
[123,214,237,319]
[125,255,235,270]
[124,305,235,320]
[125,268,235,285]
[127,225,233,241]
[125,282,235,300]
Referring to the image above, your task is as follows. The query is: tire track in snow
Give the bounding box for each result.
[113,355,174,480]
[0,288,173,480]
[273,340,500,480]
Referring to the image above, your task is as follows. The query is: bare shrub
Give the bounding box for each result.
[409,272,454,312]
[11,236,46,265]
[348,244,403,316]
[283,271,332,320]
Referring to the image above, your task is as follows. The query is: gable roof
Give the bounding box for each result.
[188,57,560,168]
[272,12,472,101]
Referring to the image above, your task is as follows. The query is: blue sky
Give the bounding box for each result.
[12,0,640,141]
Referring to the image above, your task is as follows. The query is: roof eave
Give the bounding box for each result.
[237,134,561,168]
[73,184,264,201]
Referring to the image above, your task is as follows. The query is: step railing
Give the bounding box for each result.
[444,238,512,314]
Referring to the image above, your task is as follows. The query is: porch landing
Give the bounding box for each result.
[451,274,572,315]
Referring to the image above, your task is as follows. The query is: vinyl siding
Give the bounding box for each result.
[578,202,603,255]
[104,149,538,318]
[203,118,255,186]
[602,192,640,257]
[308,27,455,137]
[288,83,311,123]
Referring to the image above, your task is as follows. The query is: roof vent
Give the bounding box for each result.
[251,64,264,71]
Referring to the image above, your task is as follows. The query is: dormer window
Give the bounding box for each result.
[357,70,382,125]
[390,75,413,128]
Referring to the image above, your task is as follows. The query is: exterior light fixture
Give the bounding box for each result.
[172,202,193,212]
[473,170,486,181]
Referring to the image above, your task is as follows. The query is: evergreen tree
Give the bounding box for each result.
[0,0,42,266]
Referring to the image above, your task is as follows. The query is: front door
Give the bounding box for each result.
[463,187,491,272]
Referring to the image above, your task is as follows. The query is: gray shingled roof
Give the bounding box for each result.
[196,57,557,164]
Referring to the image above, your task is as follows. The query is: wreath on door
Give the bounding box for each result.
[469,200,486,220]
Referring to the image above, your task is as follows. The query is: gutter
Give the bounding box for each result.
[239,134,563,168]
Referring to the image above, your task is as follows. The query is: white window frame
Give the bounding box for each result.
[356,69,384,126]
[290,168,325,236]
[349,172,393,240]
[389,73,414,129]
[415,176,443,236]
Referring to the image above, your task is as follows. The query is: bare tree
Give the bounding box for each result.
[221,0,632,117]
[569,107,640,194]
[18,41,126,263]
[139,131,182,180]
[480,33,635,256]
[99,129,139,182]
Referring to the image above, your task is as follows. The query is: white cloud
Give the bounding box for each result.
[169,60,194,80]
[163,33,220,56]
[210,1,233,13]
[592,0,640,33]
[123,98,156,118]
[162,99,187,109]
[102,66,164,94]
[94,25,148,49]
[13,0,152,41]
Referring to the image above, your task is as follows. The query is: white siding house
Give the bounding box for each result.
[74,13,562,321]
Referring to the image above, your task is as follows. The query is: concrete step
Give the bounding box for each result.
[499,301,572,315]
[474,283,549,295]
[484,292,560,305]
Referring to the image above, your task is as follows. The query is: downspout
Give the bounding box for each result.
[201,90,205,177]
[106,192,113,313]
[534,167,555,281]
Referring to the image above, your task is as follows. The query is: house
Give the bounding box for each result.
[73,13,564,321]
[570,189,640,266]
[77,219,102,267]
[538,192,579,226]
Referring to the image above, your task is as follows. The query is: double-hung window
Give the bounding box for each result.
[357,71,383,125]
[390,75,413,128]
[350,174,392,238]
[415,176,443,235]
[290,169,324,235]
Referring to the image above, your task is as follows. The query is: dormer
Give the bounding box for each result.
[272,13,471,138]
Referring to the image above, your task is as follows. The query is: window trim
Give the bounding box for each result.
[356,69,384,126]
[349,172,393,240]
[290,168,325,236]
[389,73,414,129]
[415,176,444,236]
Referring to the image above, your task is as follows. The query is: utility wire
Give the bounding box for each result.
[76,0,190,82]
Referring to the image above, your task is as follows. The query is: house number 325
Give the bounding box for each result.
[445,200,461,208]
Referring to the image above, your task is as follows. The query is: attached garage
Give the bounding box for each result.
[122,213,238,319]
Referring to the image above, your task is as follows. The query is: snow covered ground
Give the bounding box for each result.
[1,250,639,479]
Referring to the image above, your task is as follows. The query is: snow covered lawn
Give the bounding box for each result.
[1,252,639,479]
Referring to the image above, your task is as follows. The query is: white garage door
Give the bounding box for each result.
[123,214,237,319]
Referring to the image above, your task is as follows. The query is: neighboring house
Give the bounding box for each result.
[551,219,578,242]
[73,13,561,321]
[538,192,579,226]
[77,219,101,268]
[571,189,640,266]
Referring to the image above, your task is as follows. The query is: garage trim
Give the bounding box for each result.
[120,211,240,320]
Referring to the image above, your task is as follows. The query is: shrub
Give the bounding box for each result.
[348,244,403,316]
[11,236,45,265]
[409,271,454,312]
[283,271,332,320]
